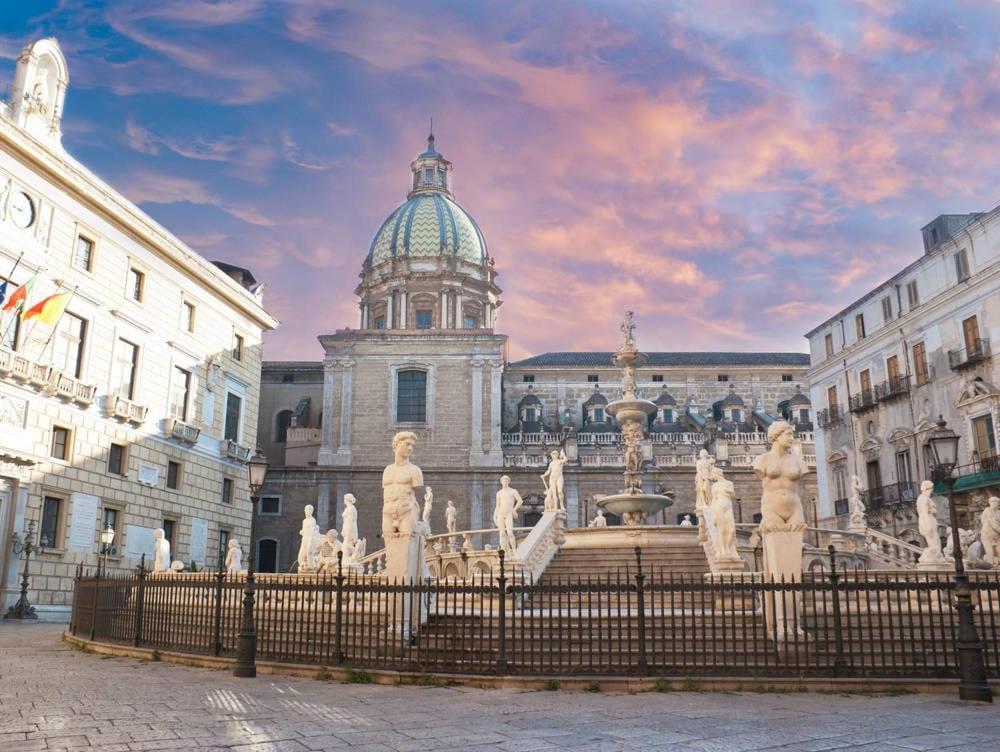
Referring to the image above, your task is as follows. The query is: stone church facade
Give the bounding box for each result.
[254,136,816,572]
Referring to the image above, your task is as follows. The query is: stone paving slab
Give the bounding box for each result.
[0,624,997,752]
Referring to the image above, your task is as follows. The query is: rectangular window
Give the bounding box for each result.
[827,384,838,410]
[397,369,427,423]
[101,508,119,554]
[855,313,866,340]
[906,280,919,309]
[112,339,139,400]
[587,374,599,383]
[463,314,477,329]
[218,529,231,565]
[40,495,62,548]
[52,313,86,378]
[866,460,883,501]
[51,426,70,461]
[222,477,234,504]
[170,367,191,421]
[732,409,742,423]
[73,234,94,272]
[232,333,245,361]
[260,496,281,515]
[824,333,834,357]
[913,342,929,385]
[593,407,605,423]
[717,374,729,382]
[781,374,793,382]
[415,310,433,329]
[895,450,913,484]
[962,315,981,353]
[107,443,126,475]
[881,296,892,322]
[652,374,664,383]
[162,519,175,546]
[955,249,970,282]
[166,461,181,490]
[182,301,196,333]
[374,315,386,330]
[972,414,996,457]
[859,368,872,397]
[224,392,242,442]
[127,267,145,302]
[522,374,535,383]
[799,408,809,423]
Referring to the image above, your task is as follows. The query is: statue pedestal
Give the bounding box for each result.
[384,531,426,638]
[761,528,804,640]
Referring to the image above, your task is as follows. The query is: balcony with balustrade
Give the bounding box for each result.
[816,405,846,429]
[861,481,919,525]
[874,375,910,402]
[948,338,991,370]
[848,390,878,414]
[0,345,96,407]
[101,394,149,426]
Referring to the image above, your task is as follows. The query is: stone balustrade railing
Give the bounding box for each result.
[0,345,97,407]
[652,454,698,467]
[286,427,321,443]
[734,523,920,570]
[513,510,564,581]
[576,432,622,446]
[503,454,549,468]
[650,432,709,445]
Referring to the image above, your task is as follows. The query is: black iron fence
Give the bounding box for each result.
[69,552,1000,680]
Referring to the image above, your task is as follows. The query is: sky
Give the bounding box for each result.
[2,1,998,361]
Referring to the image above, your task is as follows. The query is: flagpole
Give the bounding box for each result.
[0,253,25,347]
[34,286,79,367]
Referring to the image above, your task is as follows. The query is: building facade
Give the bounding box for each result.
[0,39,278,617]
[806,205,1000,537]
[254,135,817,572]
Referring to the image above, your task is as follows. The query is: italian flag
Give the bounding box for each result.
[1,275,34,312]
[22,292,70,325]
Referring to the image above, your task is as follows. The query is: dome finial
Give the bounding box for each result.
[428,117,435,152]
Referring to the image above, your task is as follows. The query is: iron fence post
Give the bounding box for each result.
[827,545,846,676]
[133,553,146,647]
[498,549,507,674]
[334,551,344,665]
[634,546,647,675]
[89,561,101,641]
[213,565,225,657]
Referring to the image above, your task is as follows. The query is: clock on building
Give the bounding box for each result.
[9,191,35,229]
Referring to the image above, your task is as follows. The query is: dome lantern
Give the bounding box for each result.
[409,128,453,199]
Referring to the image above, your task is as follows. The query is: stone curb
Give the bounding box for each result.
[63,631,999,696]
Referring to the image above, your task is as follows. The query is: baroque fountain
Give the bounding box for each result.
[596,311,674,525]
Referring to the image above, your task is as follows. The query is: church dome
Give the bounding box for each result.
[366,132,488,268]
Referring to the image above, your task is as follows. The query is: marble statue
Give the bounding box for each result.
[382,431,423,536]
[622,422,644,475]
[695,449,715,511]
[153,528,171,573]
[297,504,320,571]
[589,509,607,528]
[709,467,739,560]
[965,539,992,570]
[422,486,434,534]
[680,514,694,527]
[225,539,244,575]
[619,310,636,352]
[916,480,945,564]
[848,475,867,529]
[944,527,974,560]
[316,530,341,574]
[753,421,809,533]
[494,475,525,556]
[445,500,458,535]
[540,449,567,511]
[341,494,358,549]
[980,496,1000,566]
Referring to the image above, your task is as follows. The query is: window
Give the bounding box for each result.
[260,496,281,515]
[827,385,838,410]
[731,409,742,423]
[955,249,970,282]
[162,519,176,546]
[170,367,191,421]
[40,495,62,548]
[112,339,139,400]
[423,167,433,181]
[652,375,663,382]
[275,410,293,443]
[855,313,866,340]
[972,414,996,458]
[859,369,872,398]
[524,407,537,423]
[463,314,477,329]
[107,443,126,475]
[587,374,599,383]
[50,426,70,461]
[73,234,94,272]
[127,266,145,302]
[415,310,433,329]
[101,508,119,554]
[52,313,86,378]
[182,301,196,333]
[232,333,245,361]
[798,408,809,423]
[895,451,913,484]
[374,315,386,330]
[913,342,929,385]
[166,461,181,490]
[717,374,730,382]
[224,392,243,442]
[522,375,535,383]
[662,408,673,423]
[824,333,834,358]
[906,280,919,309]
[217,529,230,565]
[222,477,234,504]
[593,407,605,423]
[962,315,981,353]
[781,374,793,382]
[397,369,427,423]
[257,539,278,573]
[881,296,892,322]
[931,227,939,245]
[281,373,294,384]
[886,354,900,387]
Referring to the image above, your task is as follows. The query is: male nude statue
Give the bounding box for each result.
[382,431,423,536]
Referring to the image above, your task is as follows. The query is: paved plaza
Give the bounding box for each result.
[1,625,998,752]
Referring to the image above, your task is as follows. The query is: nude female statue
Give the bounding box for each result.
[341,494,358,548]
[980,496,1000,566]
[225,538,244,574]
[695,449,715,511]
[753,420,808,533]
[153,528,171,573]
[709,466,739,560]
[916,480,944,563]
[297,504,320,570]
[382,431,423,536]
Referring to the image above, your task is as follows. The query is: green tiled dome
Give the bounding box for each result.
[367,193,488,267]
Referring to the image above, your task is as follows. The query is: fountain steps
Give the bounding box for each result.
[537,545,710,584]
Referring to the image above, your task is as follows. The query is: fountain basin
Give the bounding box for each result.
[606,398,656,424]
[597,492,673,525]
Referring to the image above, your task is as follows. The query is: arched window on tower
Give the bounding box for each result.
[275,410,293,443]
[397,369,427,423]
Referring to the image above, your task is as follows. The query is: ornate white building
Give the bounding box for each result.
[0,39,278,617]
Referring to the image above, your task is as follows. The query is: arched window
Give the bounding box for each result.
[275,410,293,443]
[397,369,427,423]
[257,539,279,573]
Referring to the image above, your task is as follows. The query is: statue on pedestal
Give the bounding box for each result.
[540,449,567,511]
[316,530,341,574]
[382,431,422,536]
[445,500,458,536]
[153,528,171,573]
[494,475,524,556]
[695,449,715,511]
[422,486,434,534]
[709,467,739,561]
[341,494,358,549]
[589,509,607,528]
[680,514,694,527]
[916,480,945,565]
[225,539,244,574]
[979,496,1000,566]
[848,475,867,529]
[297,504,320,571]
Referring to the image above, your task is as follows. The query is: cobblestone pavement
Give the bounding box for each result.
[1,625,998,752]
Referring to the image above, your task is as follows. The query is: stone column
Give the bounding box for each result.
[455,292,464,327]
[336,360,354,465]
[316,484,331,532]
[487,359,504,464]
[566,476,581,529]
[317,360,338,465]
[439,290,446,329]
[386,293,394,329]
[2,483,28,610]
[470,358,485,464]
[361,303,369,329]
[484,302,492,328]
[399,291,408,329]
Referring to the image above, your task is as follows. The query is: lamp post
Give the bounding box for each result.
[4,519,39,621]
[234,448,268,678]
[99,523,115,572]
[926,417,992,703]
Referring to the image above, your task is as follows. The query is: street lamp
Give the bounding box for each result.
[926,416,992,703]
[99,523,115,571]
[4,519,39,621]
[234,448,268,678]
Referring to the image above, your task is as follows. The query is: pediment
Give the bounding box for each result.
[887,427,913,447]
[858,436,882,460]
[955,378,1000,409]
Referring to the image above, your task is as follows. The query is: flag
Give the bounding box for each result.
[22,292,70,325]
[2,276,34,312]
[0,279,6,307]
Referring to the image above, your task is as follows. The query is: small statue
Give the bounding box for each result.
[445,500,458,535]
[848,475,866,528]
[225,538,244,575]
[153,528,171,573]
[916,480,945,564]
[709,466,739,560]
[422,486,434,534]
[540,449,567,511]
[297,504,321,571]
[341,494,359,549]
[694,449,715,511]
[619,310,636,352]
[494,475,525,555]
[680,514,694,527]
[979,496,1000,566]
[589,508,607,528]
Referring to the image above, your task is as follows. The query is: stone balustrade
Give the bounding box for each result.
[0,345,96,406]
[220,438,253,463]
[101,393,149,426]
[286,427,321,443]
